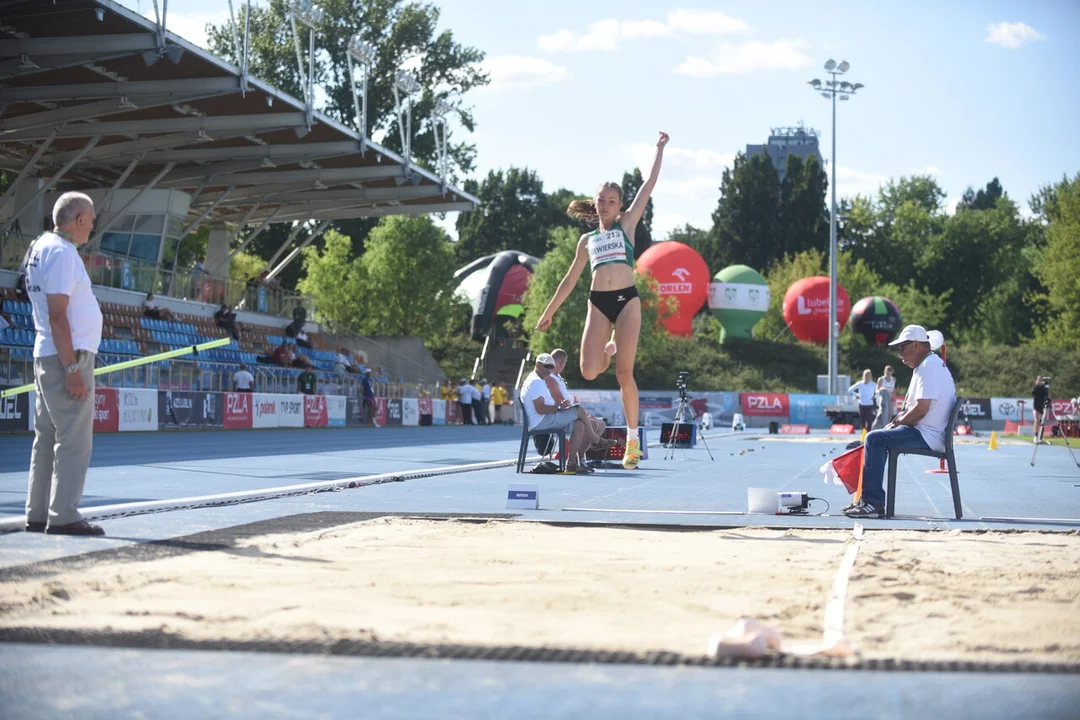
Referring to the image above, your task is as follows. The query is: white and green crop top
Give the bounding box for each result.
[586,221,634,272]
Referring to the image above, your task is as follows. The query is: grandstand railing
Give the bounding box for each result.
[1,345,435,399]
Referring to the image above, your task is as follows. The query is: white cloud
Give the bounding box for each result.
[479,55,572,91]
[651,211,690,240]
[985,21,1046,49]
[674,39,813,77]
[666,9,751,36]
[834,166,889,200]
[945,197,961,216]
[538,18,673,52]
[619,143,735,172]
[538,9,748,53]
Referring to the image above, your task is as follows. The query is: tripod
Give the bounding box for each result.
[665,392,714,461]
[1031,401,1080,469]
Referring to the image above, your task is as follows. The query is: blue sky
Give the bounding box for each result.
[123,0,1079,240]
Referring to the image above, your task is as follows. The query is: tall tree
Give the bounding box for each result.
[708,152,782,272]
[1032,172,1080,350]
[207,0,488,277]
[620,168,655,254]
[957,177,1005,212]
[207,0,487,181]
[777,153,829,259]
[298,217,461,340]
[453,167,576,262]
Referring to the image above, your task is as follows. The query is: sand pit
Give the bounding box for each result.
[1,518,1078,662]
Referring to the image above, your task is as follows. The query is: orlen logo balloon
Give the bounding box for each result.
[782,276,850,344]
[636,241,710,336]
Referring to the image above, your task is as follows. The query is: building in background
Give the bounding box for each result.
[745,125,822,181]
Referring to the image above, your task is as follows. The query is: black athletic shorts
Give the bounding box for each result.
[588,285,639,324]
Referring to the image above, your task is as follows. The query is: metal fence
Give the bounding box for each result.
[1,347,436,399]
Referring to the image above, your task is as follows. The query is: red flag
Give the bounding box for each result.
[821,445,863,494]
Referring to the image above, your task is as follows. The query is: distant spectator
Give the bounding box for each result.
[471,380,485,426]
[439,379,455,402]
[267,340,292,367]
[457,378,476,425]
[491,382,509,424]
[294,327,312,349]
[297,366,318,395]
[0,310,11,331]
[361,369,378,427]
[478,378,492,425]
[190,260,206,301]
[143,293,175,322]
[233,363,254,392]
[874,365,897,429]
[336,346,361,374]
[849,369,877,431]
[214,304,241,340]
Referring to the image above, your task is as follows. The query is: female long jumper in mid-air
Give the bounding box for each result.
[535,131,669,469]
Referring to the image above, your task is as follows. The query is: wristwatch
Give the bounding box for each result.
[65,362,80,374]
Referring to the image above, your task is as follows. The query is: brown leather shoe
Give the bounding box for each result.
[46,520,105,536]
[25,521,46,533]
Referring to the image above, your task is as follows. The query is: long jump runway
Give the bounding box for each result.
[1,426,1078,718]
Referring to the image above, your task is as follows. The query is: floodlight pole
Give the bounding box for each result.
[347,37,376,153]
[808,60,862,394]
[392,71,420,176]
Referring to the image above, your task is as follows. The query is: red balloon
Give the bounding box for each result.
[782,276,850,344]
[636,242,710,336]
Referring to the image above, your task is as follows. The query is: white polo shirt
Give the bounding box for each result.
[25,231,102,358]
[233,369,254,390]
[908,353,956,452]
[520,371,556,428]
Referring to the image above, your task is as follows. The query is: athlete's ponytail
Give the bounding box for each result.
[567,181,623,225]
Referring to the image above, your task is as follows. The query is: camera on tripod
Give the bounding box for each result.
[676,370,690,398]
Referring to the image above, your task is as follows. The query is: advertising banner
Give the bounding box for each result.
[159,391,222,428]
[418,398,433,417]
[431,399,446,425]
[385,398,403,426]
[277,395,304,428]
[93,388,119,433]
[740,392,790,417]
[445,399,460,425]
[119,389,157,431]
[990,397,1035,424]
[402,398,419,427]
[253,393,278,429]
[0,385,30,433]
[304,395,328,427]
[787,394,833,428]
[224,392,253,429]
[326,395,346,427]
[1051,398,1075,418]
[957,398,991,421]
[346,397,364,427]
[375,398,388,426]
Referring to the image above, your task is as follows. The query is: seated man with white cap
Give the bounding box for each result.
[520,353,589,474]
[844,324,956,519]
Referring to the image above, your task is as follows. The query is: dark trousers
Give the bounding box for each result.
[459,401,473,425]
[858,404,876,431]
[471,399,484,424]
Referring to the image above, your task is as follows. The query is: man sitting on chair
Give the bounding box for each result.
[521,354,589,474]
[844,325,956,519]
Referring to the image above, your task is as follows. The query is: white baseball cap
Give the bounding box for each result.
[888,324,929,346]
[536,353,556,367]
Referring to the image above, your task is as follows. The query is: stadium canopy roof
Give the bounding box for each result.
[0,0,480,231]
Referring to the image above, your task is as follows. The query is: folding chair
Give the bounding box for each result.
[885,399,964,519]
[515,409,568,474]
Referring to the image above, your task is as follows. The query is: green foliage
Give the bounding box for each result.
[1032,172,1080,351]
[299,219,463,341]
[707,152,781,272]
[454,167,579,262]
[958,177,1004,212]
[206,0,487,182]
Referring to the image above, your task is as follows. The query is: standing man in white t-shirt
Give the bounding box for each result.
[23,192,105,536]
[845,325,956,519]
[233,363,255,392]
